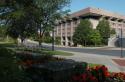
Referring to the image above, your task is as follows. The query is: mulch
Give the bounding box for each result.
[112,59,125,67]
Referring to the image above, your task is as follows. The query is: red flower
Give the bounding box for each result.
[80,74,87,82]
[72,76,80,81]
[90,76,98,82]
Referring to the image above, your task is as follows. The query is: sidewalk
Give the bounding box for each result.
[55,51,125,72]
[26,39,125,50]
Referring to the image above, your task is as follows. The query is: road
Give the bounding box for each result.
[55,46,125,57]
[24,40,125,57]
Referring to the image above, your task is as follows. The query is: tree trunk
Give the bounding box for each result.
[39,26,42,46]
[84,40,86,47]
[21,37,24,46]
[95,43,96,47]
[39,27,46,47]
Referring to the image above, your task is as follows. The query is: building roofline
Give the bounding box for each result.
[70,7,125,20]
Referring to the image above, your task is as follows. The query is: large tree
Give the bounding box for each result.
[96,19,111,45]
[0,0,71,45]
[34,0,71,46]
[0,0,38,43]
[73,19,93,46]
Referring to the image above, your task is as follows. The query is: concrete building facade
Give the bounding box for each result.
[54,7,125,47]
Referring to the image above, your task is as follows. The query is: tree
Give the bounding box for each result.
[96,19,111,45]
[73,19,93,46]
[6,13,37,43]
[43,31,52,43]
[89,30,102,46]
[34,0,71,46]
[0,0,38,43]
[0,0,71,45]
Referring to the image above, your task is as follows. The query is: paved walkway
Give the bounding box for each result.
[55,51,125,72]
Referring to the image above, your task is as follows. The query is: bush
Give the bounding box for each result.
[55,37,61,45]
[0,47,33,82]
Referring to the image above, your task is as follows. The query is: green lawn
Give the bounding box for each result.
[44,50,74,56]
[0,42,16,47]
[88,63,102,68]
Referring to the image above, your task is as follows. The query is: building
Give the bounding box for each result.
[54,7,125,47]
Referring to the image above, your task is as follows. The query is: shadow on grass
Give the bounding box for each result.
[0,42,17,48]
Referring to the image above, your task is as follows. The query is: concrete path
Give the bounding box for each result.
[55,51,125,72]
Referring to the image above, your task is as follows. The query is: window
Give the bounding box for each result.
[73,20,77,25]
[62,23,65,27]
[67,22,71,26]
[63,37,65,40]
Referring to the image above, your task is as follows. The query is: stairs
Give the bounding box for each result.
[108,35,118,47]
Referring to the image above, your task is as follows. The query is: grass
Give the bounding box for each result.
[45,50,74,56]
[88,63,102,68]
[0,42,16,47]
[0,39,73,56]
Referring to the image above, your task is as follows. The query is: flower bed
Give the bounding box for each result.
[16,51,64,68]
[72,65,125,82]
[16,51,125,82]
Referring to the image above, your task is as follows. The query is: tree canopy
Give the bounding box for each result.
[96,19,111,45]
[73,19,93,46]
[0,0,71,44]
[89,29,102,46]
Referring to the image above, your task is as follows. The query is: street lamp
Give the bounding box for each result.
[120,27,123,58]
[52,28,55,51]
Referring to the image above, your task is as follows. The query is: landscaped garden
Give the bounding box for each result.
[0,41,125,82]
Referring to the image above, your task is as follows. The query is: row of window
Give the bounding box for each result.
[111,22,125,28]
[62,37,71,41]
[58,20,78,28]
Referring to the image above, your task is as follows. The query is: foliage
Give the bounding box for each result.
[0,0,71,45]
[110,28,116,35]
[33,0,71,45]
[0,25,7,40]
[0,47,33,82]
[73,19,93,46]
[43,31,52,43]
[89,29,102,46]
[97,19,111,45]
[72,65,110,82]
[55,37,61,45]
[72,65,125,82]
[0,0,38,42]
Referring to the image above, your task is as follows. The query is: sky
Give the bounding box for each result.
[67,0,125,15]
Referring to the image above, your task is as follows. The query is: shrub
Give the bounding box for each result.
[72,65,110,82]
[0,47,33,82]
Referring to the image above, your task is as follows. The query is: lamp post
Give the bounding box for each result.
[120,27,123,58]
[52,28,55,51]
